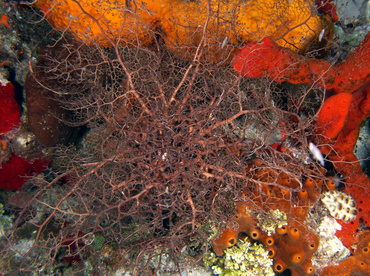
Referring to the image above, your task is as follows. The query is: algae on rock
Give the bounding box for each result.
[204,238,274,276]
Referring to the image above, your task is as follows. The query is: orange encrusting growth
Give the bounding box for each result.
[0,14,10,29]
[33,0,331,62]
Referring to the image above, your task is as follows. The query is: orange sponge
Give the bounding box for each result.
[33,0,331,61]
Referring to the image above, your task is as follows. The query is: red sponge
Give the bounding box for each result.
[0,82,20,133]
[316,93,353,139]
[0,154,50,191]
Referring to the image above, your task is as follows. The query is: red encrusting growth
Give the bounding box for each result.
[320,231,370,275]
[0,154,50,191]
[232,33,370,94]
[60,231,86,264]
[315,0,339,22]
[232,37,313,84]
[336,219,360,249]
[316,93,352,139]
[0,83,20,133]
[318,84,370,247]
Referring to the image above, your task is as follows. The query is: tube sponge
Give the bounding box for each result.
[276,226,288,235]
[288,228,301,241]
[273,260,287,273]
[291,252,304,265]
